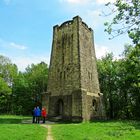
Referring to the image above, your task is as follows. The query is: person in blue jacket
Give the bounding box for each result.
[35,106,41,123]
[32,107,36,123]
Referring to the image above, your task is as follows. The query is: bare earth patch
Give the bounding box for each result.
[41,124,53,140]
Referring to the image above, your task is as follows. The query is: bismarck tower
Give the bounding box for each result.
[43,16,105,121]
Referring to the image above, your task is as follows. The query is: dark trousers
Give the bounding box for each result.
[32,116,36,123]
[36,116,40,123]
[42,117,46,123]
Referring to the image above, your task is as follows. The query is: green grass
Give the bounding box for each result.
[1,115,140,140]
[52,121,140,140]
[0,115,47,140]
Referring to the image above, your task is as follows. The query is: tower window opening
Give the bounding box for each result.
[92,99,97,111]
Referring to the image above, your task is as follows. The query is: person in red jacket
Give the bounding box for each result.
[41,108,47,123]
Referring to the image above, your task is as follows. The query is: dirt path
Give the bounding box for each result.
[21,119,54,140]
[41,124,53,140]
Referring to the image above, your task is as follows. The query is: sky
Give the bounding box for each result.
[0,0,131,71]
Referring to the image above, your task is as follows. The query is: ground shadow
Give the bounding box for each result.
[0,117,32,124]
[0,118,22,124]
[129,121,140,130]
[90,119,140,130]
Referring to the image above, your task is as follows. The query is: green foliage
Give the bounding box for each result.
[0,55,18,113]
[0,54,49,115]
[12,62,49,115]
[0,55,18,85]
[103,0,140,119]
[97,44,140,119]
[122,44,140,118]
[12,72,32,115]
[104,0,140,45]
[25,62,48,107]
[0,77,11,104]
[97,53,119,119]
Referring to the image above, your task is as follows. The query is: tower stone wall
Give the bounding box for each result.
[42,16,105,121]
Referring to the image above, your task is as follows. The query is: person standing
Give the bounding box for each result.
[32,107,36,123]
[41,108,47,123]
[35,106,41,123]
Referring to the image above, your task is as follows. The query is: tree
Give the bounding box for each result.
[104,0,140,45]
[103,0,140,119]
[0,55,18,86]
[12,72,31,115]
[25,62,48,107]
[97,45,140,119]
[12,62,49,115]
[122,44,140,118]
[0,77,11,113]
[97,53,120,119]
[0,55,18,113]
[0,55,49,115]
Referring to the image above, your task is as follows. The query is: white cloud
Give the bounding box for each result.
[12,55,50,71]
[96,0,116,4]
[95,44,111,58]
[0,38,49,71]
[9,42,27,50]
[0,38,27,50]
[95,43,124,60]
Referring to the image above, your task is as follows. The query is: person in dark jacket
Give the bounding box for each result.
[35,106,41,123]
[32,107,36,123]
[41,108,47,123]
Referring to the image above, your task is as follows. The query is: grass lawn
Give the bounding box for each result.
[0,115,47,140]
[52,120,140,140]
[1,115,140,140]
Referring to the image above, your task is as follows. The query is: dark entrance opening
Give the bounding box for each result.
[56,99,64,116]
[92,99,97,111]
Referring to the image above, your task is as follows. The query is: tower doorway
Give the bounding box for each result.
[56,99,64,116]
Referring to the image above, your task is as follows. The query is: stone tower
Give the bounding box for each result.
[42,16,105,121]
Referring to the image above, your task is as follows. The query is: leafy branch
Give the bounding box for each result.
[104,0,140,45]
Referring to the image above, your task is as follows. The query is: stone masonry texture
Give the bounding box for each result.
[42,16,105,121]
